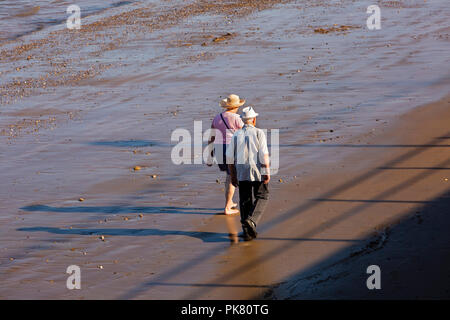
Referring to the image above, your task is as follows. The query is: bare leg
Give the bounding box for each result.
[225,174,239,215]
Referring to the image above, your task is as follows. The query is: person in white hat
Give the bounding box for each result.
[207,94,245,215]
[226,106,270,241]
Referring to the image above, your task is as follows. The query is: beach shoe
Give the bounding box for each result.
[243,219,257,239]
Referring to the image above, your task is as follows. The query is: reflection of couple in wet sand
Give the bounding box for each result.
[208,94,270,241]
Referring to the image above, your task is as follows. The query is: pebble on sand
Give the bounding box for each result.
[98,265,104,270]
[78,197,85,202]
[133,166,141,171]
[212,32,233,42]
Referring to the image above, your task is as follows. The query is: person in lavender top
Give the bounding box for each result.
[207,94,245,215]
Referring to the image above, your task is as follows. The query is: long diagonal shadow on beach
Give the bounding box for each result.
[141,282,273,289]
[278,144,450,148]
[312,199,445,204]
[87,140,170,148]
[114,132,450,299]
[17,227,231,243]
[20,205,222,215]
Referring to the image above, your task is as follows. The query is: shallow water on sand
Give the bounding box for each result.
[0,0,137,42]
[0,0,449,298]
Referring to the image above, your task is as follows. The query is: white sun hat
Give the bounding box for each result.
[241,106,259,120]
[220,94,246,108]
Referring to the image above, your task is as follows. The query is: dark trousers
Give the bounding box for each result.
[238,181,269,227]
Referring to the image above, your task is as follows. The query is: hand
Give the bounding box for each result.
[263,174,270,184]
[206,143,214,167]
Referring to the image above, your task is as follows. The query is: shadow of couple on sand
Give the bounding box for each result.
[17,226,233,243]
[20,204,223,215]
[17,226,363,244]
[19,204,237,243]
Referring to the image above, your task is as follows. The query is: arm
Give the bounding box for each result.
[237,116,244,129]
[259,130,270,184]
[228,164,238,187]
[206,123,215,166]
[208,123,216,145]
[262,153,270,184]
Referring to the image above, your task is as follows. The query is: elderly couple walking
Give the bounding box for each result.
[208,94,270,241]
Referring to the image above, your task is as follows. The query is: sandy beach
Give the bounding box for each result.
[0,0,449,299]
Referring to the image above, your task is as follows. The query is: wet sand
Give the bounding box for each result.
[2,95,448,300]
[0,0,449,299]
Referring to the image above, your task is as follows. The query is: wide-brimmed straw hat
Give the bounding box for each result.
[241,106,259,120]
[220,94,246,109]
